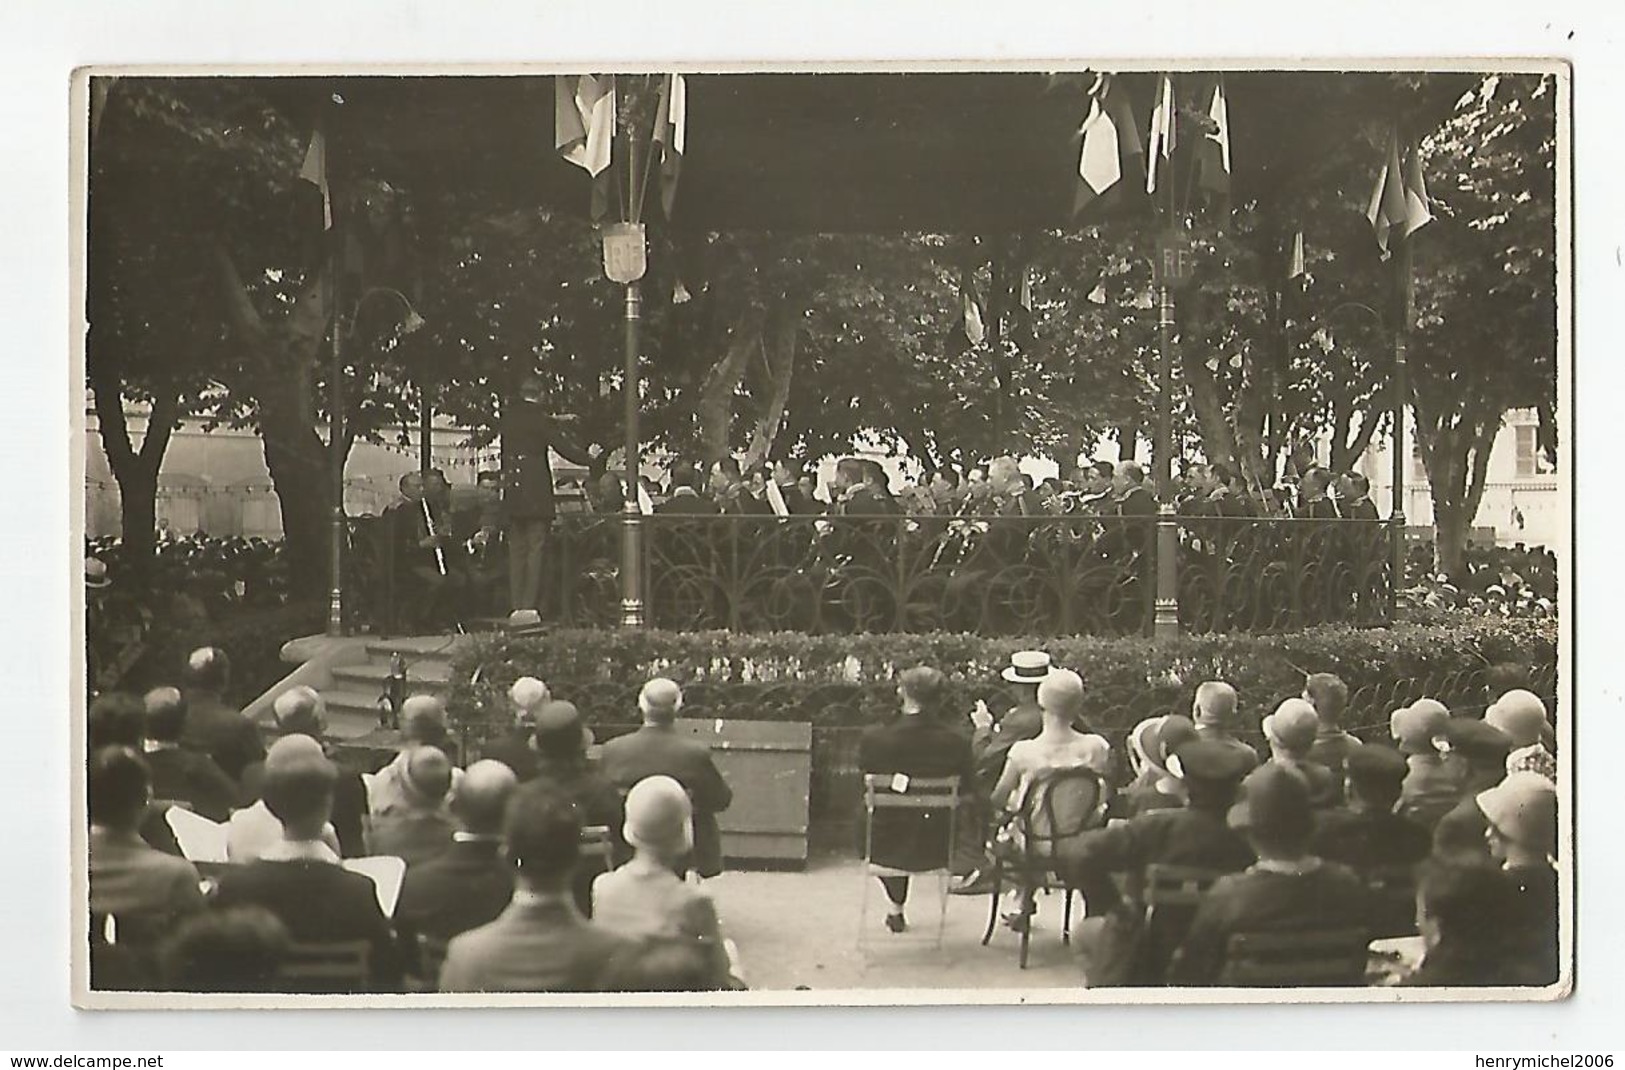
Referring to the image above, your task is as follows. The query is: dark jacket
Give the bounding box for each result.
[857,715,974,872]
[1167,860,1371,986]
[531,755,629,913]
[180,693,264,783]
[599,724,733,878]
[480,729,540,782]
[1311,807,1432,874]
[501,399,561,521]
[395,837,514,942]
[971,702,1043,790]
[439,895,633,993]
[144,745,240,822]
[654,490,720,515]
[1402,942,1557,987]
[213,858,402,992]
[1432,792,1495,864]
[839,485,902,518]
[1504,864,1560,985]
[1114,485,1157,518]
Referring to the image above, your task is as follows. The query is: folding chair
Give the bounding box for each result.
[1218,928,1370,987]
[1137,864,1228,984]
[278,940,373,993]
[858,774,960,948]
[980,766,1102,968]
[580,824,614,869]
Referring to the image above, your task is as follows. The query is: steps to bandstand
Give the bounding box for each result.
[316,636,470,742]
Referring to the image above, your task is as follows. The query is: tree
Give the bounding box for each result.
[1410,74,1556,575]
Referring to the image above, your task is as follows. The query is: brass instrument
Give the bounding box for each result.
[422,497,448,576]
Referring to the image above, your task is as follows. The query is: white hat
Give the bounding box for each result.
[1476,771,1558,857]
[1002,650,1053,684]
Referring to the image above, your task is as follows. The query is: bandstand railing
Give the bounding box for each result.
[544,513,1395,637]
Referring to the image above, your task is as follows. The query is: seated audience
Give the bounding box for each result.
[857,666,974,934]
[1404,860,1555,987]
[439,783,634,992]
[88,746,205,945]
[227,734,343,862]
[158,906,291,993]
[1260,698,1338,809]
[1476,771,1560,985]
[1391,699,1462,830]
[367,746,457,867]
[1432,718,1516,864]
[142,686,240,822]
[600,678,733,879]
[396,759,519,944]
[1311,743,1431,873]
[212,753,402,992]
[1071,738,1257,986]
[529,699,627,913]
[368,694,459,816]
[239,686,368,856]
[179,646,264,782]
[1190,681,1261,771]
[1166,764,1369,986]
[89,692,145,753]
[1485,689,1557,782]
[480,676,551,782]
[592,775,737,989]
[1304,672,1360,793]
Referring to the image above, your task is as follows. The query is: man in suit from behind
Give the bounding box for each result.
[179,646,263,783]
[655,465,719,515]
[141,687,239,822]
[396,759,518,945]
[212,752,402,992]
[88,746,206,943]
[600,678,734,879]
[439,782,634,992]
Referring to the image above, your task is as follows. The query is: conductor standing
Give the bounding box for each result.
[503,373,567,616]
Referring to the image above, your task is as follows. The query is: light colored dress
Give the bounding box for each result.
[997,732,1111,854]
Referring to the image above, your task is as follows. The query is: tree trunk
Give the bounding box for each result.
[696,309,761,464]
[88,366,181,566]
[742,304,798,469]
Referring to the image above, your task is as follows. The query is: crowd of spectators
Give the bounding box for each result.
[88,633,1559,993]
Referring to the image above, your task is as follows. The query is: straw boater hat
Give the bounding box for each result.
[1001,650,1054,684]
[506,609,547,639]
[85,558,111,590]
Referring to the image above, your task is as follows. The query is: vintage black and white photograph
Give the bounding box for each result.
[75,62,1568,1005]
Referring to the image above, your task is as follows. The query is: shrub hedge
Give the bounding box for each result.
[446,613,1558,749]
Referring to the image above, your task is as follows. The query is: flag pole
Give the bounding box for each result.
[325,123,347,638]
[1152,73,1180,640]
[619,84,646,629]
[1390,223,1414,607]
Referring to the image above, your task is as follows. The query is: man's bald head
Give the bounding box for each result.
[509,677,550,726]
[403,746,454,807]
[452,760,518,835]
[273,686,327,737]
[264,733,326,772]
[1194,681,1239,729]
[401,694,449,747]
[1037,668,1086,720]
[638,678,683,725]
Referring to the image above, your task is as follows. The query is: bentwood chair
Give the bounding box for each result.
[1218,928,1370,987]
[278,940,373,994]
[858,774,961,949]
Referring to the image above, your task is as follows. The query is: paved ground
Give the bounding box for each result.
[704,857,1090,993]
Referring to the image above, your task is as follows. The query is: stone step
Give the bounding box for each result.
[331,660,455,692]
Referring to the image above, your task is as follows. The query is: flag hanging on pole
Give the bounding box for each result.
[1018,269,1034,313]
[1145,74,1177,196]
[962,273,986,346]
[299,127,332,231]
[1073,73,1143,217]
[651,73,687,219]
[1367,128,1431,258]
[1288,229,1305,280]
[555,74,616,176]
[1194,76,1231,198]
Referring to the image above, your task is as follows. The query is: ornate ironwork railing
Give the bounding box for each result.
[1176,515,1394,633]
[543,514,1395,637]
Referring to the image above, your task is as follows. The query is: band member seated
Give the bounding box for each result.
[383,469,472,632]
